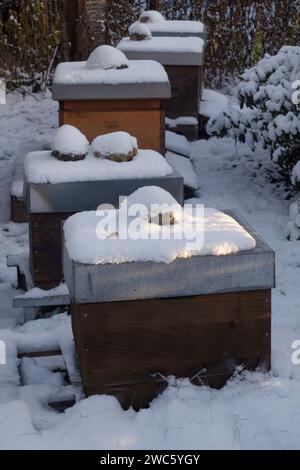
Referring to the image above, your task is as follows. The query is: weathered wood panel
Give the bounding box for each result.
[163,64,202,139]
[11,196,27,223]
[59,99,165,154]
[164,65,201,119]
[71,290,271,409]
[29,212,73,289]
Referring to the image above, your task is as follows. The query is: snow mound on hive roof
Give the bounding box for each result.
[91,132,138,159]
[86,45,129,70]
[52,125,89,157]
[139,10,165,23]
[129,23,152,39]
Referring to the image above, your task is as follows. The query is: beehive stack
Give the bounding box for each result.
[118,13,207,140]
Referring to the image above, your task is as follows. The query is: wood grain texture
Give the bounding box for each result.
[59,99,165,154]
[71,290,271,409]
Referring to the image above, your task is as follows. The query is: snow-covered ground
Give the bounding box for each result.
[0,93,299,450]
[0,92,57,222]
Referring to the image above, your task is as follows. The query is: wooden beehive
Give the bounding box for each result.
[52,60,171,154]
[118,36,205,140]
[71,291,271,409]
[63,210,275,410]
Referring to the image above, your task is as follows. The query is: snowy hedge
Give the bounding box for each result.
[207,46,300,188]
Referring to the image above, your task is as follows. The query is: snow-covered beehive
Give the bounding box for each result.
[62,202,274,409]
[24,129,184,289]
[135,10,207,39]
[52,45,171,153]
[117,36,205,140]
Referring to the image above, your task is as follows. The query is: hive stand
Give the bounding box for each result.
[17,338,81,411]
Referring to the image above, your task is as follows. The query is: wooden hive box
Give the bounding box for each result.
[10,180,27,223]
[118,36,205,140]
[63,210,275,410]
[52,60,171,154]
[24,150,184,289]
[11,195,27,223]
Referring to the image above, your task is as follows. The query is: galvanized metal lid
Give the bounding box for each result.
[63,210,275,304]
[52,60,171,101]
[118,37,204,66]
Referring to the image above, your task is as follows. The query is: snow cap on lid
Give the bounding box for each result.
[121,186,181,224]
[86,45,129,70]
[52,125,89,161]
[129,22,152,40]
[139,10,165,23]
[91,131,138,162]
